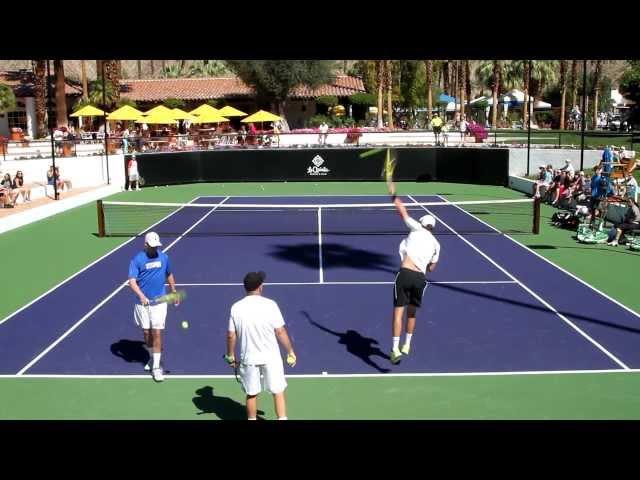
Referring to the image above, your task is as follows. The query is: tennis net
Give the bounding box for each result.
[97,198,540,237]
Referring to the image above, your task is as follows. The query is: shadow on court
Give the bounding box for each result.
[435,283,640,336]
[270,243,396,274]
[110,339,149,367]
[302,311,391,373]
[192,386,264,420]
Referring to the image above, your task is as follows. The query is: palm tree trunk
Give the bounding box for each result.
[137,60,142,79]
[385,60,394,129]
[523,61,530,126]
[34,60,47,137]
[443,61,449,95]
[54,60,68,127]
[161,60,166,70]
[592,60,602,129]
[459,61,465,118]
[570,60,578,110]
[150,60,155,76]
[376,61,384,128]
[425,60,433,122]
[96,60,103,79]
[560,60,567,129]
[81,60,88,101]
[465,60,471,109]
[492,61,500,128]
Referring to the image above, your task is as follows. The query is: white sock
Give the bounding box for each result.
[153,352,161,369]
[404,333,413,347]
[278,417,288,420]
[248,417,257,421]
[392,337,400,351]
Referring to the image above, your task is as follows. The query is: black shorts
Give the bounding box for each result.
[433,126,442,134]
[393,268,427,308]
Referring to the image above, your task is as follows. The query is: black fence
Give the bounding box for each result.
[127,147,509,187]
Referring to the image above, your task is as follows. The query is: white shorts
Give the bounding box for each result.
[128,173,139,181]
[239,359,287,396]
[134,303,167,330]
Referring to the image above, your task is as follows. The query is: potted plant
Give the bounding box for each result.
[345,127,362,145]
[468,122,488,143]
[10,127,23,141]
[0,135,6,154]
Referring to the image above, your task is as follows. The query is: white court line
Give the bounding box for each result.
[407,194,630,370]
[15,197,230,375]
[172,281,518,286]
[318,207,324,283]
[0,368,636,379]
[0,195,203,327]
[435,194,640,321]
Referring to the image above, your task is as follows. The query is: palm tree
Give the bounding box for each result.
[188,60,230,78]
[560,60,568,129]
[385,60,394,128]
[425,60,433,122]
[492,61,501,128]
[161,64,184,78]
[150,60,155,76]
[101,60,121,105]
[465,60,471,113]
[570,60,578,110]
[137,60,142,79]
[459,61,466,117]
[591,60,603,129]
[54,60,68,127]
[376,60,384,128]
[0,84,17,114]
[443,61,450,94]
[34,60,47,137]
[88,80,116,107]
[81,60,88,101]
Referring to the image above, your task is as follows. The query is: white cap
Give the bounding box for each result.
[419,214,436,229]
[144,231,162,247]
[565,159,572,163]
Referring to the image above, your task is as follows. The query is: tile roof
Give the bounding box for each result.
[119,75,366,101]
[0,70,83,97]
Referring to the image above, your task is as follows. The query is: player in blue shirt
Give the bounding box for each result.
[128,231,179,382]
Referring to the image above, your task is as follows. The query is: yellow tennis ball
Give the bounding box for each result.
[181,320,189,329]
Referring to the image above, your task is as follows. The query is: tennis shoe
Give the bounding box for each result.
[152,367,164,382]
[400,344,410,355]
[607,240,619,246]
[390,348,402,365]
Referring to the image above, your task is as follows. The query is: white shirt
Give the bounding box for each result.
[459,120,468,132]
[128,159,138,176]
[561,163,575,175]
[229,295,285,365]
[398,217,440,273]
[319,123,329,134]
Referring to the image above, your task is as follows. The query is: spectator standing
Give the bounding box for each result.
[127,154,141,191]
[318,121,329,145]
[458,116,468,143]
[430,113,444,146]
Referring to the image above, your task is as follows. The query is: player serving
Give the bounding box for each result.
[387,182,440,365]
[128,231,180,382]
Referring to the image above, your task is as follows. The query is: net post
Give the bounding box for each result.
[97,200,106,237]
[532,197,541,234]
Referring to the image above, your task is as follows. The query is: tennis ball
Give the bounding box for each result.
[181,320,189,329]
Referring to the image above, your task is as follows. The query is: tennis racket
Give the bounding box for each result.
[151,290,187,305]
[223,354,241,383]
[137,175,145,187]
[381,148,397,194]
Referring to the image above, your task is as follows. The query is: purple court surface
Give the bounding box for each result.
[1,195,640,377]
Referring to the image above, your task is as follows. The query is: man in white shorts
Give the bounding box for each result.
[388,185,440,365]
[225,271,297,420]
[128,232,179,382]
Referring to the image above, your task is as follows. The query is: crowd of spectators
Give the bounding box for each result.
[535,145,640,246]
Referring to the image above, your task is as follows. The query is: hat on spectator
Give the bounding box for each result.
[565,159,572,163]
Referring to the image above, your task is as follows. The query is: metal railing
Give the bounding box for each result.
[1,128,637,162]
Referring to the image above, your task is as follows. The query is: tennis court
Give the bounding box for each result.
[2,192,639,387]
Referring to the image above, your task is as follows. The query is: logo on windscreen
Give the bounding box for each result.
[307,155,330,176]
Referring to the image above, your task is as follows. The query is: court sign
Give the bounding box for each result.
[307,155,331,176]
